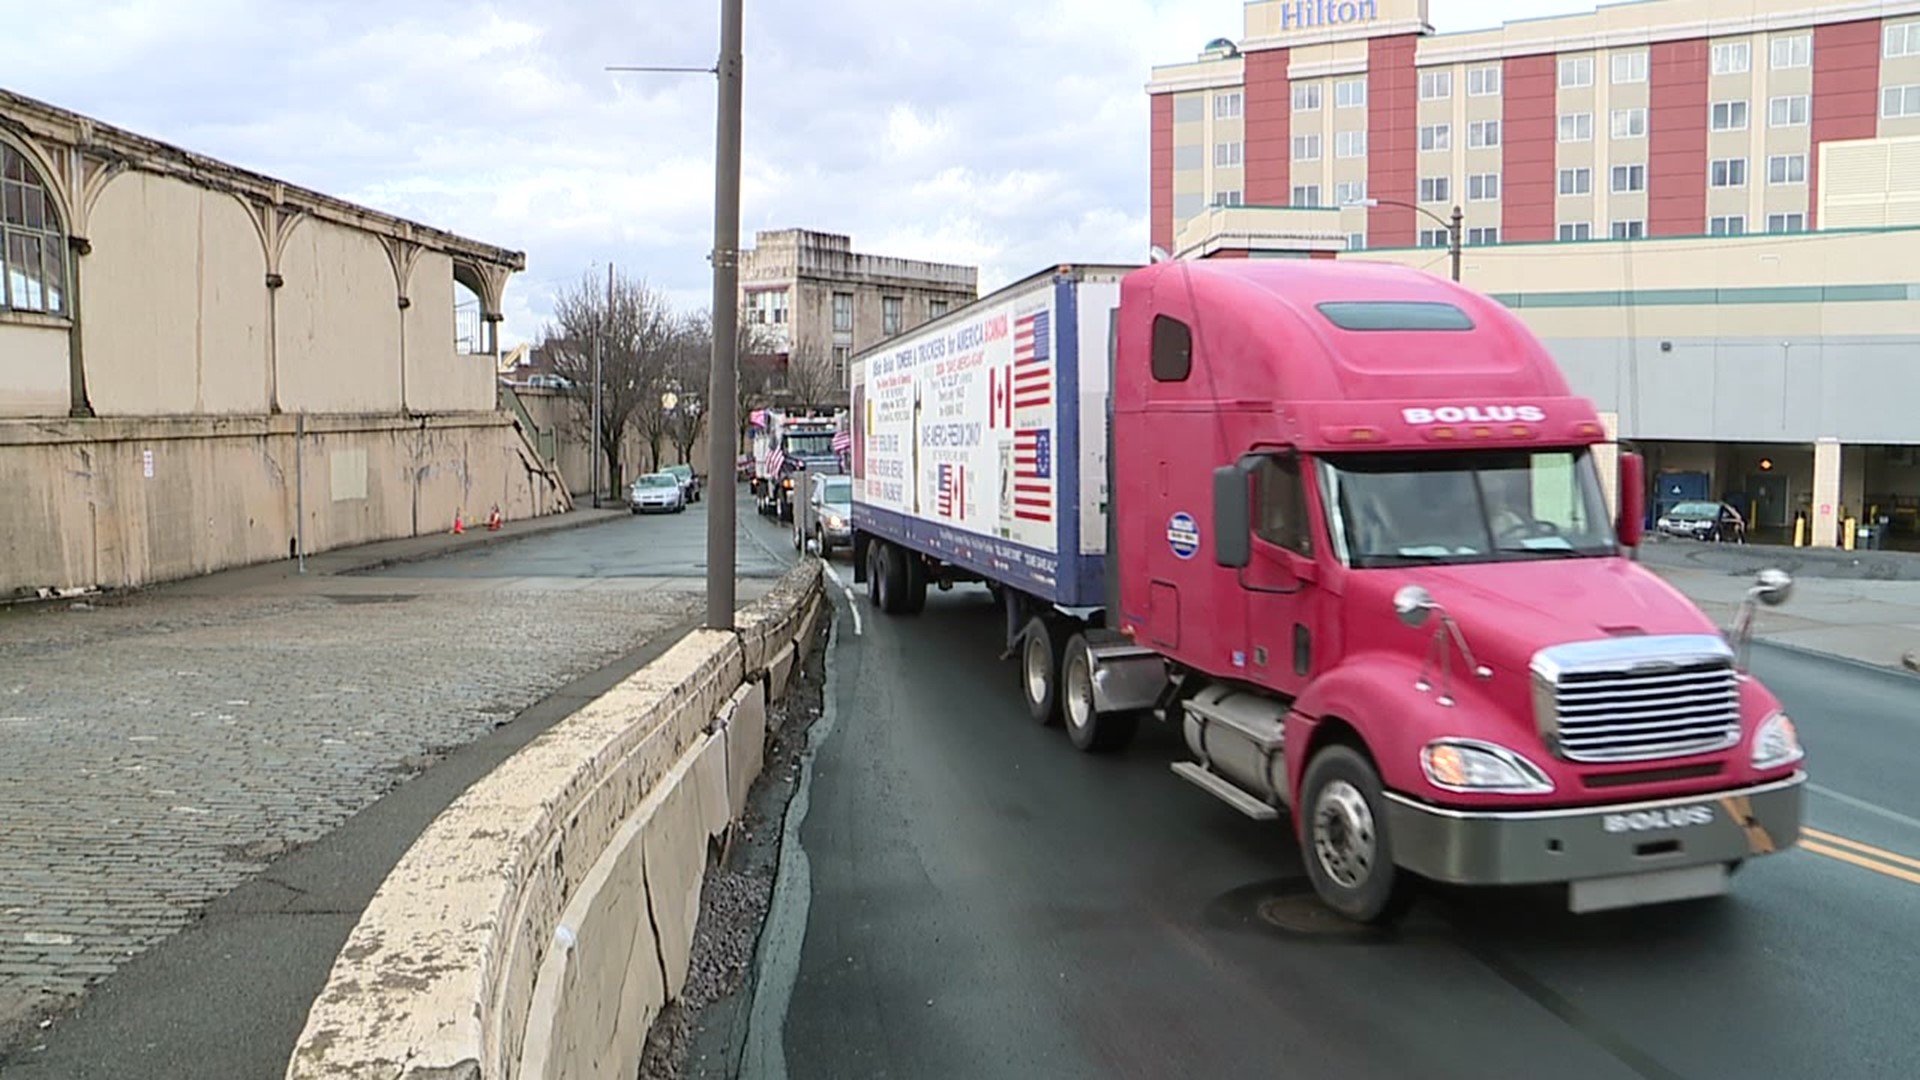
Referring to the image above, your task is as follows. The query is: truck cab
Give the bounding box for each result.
[1105,259,1804,922]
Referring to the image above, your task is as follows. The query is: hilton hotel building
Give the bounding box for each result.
[1146,0,1920,549]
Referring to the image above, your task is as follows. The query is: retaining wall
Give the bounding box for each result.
[284,560,826,1080]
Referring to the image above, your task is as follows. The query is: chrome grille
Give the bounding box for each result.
[1532,635,1741,764]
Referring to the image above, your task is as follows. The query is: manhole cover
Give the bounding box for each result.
[1255,892,1394,941]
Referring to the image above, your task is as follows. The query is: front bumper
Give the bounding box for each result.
[1384,772,1804,887]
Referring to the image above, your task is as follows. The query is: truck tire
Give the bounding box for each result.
[1020,615,1064,726]
[1061,634,1139,753]
[902,550,928,614]
[875,542,911,615]
[1299,746,1415,925]
[864,544,882,605]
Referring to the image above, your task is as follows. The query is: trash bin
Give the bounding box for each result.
[1860,525,1883,551]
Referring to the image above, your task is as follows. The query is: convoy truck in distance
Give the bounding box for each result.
[847,259,1806,924]
[752,409,844,521]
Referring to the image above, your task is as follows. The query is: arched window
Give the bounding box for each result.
[1,142,66,316]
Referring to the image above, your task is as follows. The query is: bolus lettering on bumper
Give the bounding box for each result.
[1382,772,1805,887]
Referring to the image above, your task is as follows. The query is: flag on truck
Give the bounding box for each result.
[1012,428,1053,523]
[749,408,769,429]
[1012,309,1051,411]
[937,462,965,519]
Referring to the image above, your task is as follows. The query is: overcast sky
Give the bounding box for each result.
[7,0,1594,346]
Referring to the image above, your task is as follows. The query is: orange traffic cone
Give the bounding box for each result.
[487,505,503,531]
[452,511,465,535]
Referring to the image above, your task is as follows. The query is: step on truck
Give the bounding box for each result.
[848,260,1806,924]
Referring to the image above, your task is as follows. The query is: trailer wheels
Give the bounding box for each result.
[1299,746,1415,925]
[1061,634,1139,753]
[1019,616,1065,726]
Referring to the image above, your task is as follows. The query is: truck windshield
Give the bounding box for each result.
[785,433,835,456]
[1318,448,1618,568]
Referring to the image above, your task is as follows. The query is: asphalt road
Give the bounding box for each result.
[760,551,1920,1079]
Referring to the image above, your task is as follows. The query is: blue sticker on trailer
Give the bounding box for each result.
[1168,512,1200,560]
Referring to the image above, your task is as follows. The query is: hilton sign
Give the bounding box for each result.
[1277,0,1381,30]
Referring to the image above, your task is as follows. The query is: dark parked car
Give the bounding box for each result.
[663,463,700,503]
[1656,500,1745,542]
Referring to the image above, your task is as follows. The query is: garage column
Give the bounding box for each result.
[1811,437,1842,548]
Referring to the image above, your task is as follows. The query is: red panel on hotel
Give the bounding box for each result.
[1648,39,1708,236]
[1366,34,1419,246]
[1810,18,1884,228]
[1244,47,1292,206]
[1500,54,1558,242]
[1151,93,1173,255]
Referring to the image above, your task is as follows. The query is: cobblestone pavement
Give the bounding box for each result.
[0,563,706,1034]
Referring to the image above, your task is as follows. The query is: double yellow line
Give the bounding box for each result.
[1801,827,1920,885]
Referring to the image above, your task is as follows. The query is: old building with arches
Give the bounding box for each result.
[0,88,569,597]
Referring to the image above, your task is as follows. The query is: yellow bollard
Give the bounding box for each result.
[1793,515,1806,547]
[1844,517,1857,551]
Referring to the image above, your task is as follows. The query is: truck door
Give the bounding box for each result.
[1239,452,1321,695]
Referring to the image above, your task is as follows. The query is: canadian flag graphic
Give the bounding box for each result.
[988,365,1013,429]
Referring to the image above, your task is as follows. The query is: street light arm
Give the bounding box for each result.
[1361,196,1452,232]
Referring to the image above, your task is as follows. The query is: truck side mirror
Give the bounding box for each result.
[1213,462,1252,568]
[1617,451,1646,548]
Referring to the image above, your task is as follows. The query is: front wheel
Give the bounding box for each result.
[1299,746,1415,925]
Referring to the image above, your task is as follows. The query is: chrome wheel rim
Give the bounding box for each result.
[1064,651,1094,732]
[1023,633,1050,706]
[1312,780,1376,890]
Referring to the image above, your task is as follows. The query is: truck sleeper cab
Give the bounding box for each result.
[854,259,1806,925]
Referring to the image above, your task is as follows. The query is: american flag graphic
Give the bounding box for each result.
[1012,429,1053,523]
[766,446,786,475]
[1012,309,1052,411]
[937,462,965,519]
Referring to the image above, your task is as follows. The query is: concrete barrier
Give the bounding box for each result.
[284,560,825,1080]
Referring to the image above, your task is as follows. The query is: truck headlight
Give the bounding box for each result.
[1751,711,1803,770]
[1421,738,1555,794]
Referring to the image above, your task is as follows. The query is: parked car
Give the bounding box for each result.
[629,472,686,514]
[1656,500,1745,542]
[794,472,853,556]
[663,463,700,503]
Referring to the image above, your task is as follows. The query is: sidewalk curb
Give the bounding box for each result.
[329,510,628,577]
[1751,637,1920,685]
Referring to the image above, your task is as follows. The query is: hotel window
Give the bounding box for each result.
[1336,78,1367,108]
[1346,232,1367,251]
[1611,51,1647,83]
[1558,222,1592,241]
[1419,123,1451,151]
[1469,120,1502,148]
[1611,164,1646,193]
[1711,41,1751,74]
[1336,180,1368,205]
[1293,83,1322,111]
[1214,92,1243,119]
[1771,35,1811,69]
[1468,66,1501,96]
[1419,176,1451,203]
[1882,85,1920,119]
[1291,184,1322,207]
[1884,21,1920,58]
[1468,173,1500,201]
[1468,226,1499,245]
[1216,141,1244,167]
[1559,56,1593,88]
[832,292,853,332]
[1769,95,1809,127]
[1710,158,1747,187]
[1768,154,1807,184]
[1559,112,1593,142]
[1291,134,1320,160]
[1174,144,1203,170]
[1768,212,1807,233]
[1420,70,1453,100]
[1214,190,1244,206]
[1710,100,1749,131]
[1611,219,1646,239]
[1559,167,1592,195]
[1611,107,1647,138]
[1419,228,1450,248]
[1709,215,1747,236]
[1335,129,1368,158]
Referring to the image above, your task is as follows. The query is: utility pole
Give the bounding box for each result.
[1448,204,1463,282]
[705,0,745,631]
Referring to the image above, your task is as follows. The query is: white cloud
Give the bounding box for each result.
[6,0,1564,344]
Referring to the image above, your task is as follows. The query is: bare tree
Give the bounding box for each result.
[736,317,783,452]
[538,267,678,501]
[782,334,842,412]
[664,311,712,467]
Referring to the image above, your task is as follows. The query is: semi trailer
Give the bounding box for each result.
[846,259,1805,924]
